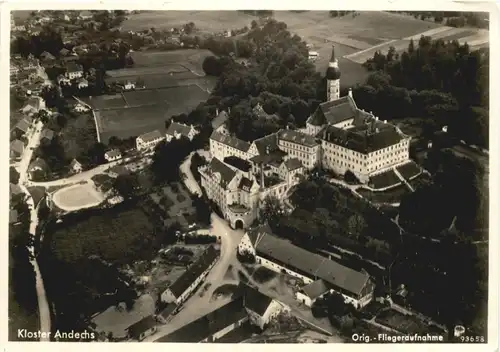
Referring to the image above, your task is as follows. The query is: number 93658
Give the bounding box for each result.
[461,336,485,343]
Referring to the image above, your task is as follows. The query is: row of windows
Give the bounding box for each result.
[280,140,316,152]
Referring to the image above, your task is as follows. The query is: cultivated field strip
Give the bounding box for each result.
[344,39,408,64]
[344,26,488,64]
[403,26,452,40]
[106,65,189,78]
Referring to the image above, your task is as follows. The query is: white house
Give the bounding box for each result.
[77,78,89,89]
[243,285,290,330]
[161,297,249,342]
[105,149,122,162]
[239,225,375,309]
[70,159,83,173]
[120,81,135,90]
[73,102,90,113]
[165,122,198,142]
[126,316,157,341]
[160,246,219,305]
[136,130,165,151]
[65,62,84,80]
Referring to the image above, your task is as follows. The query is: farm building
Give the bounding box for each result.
[136,130,165,151]
[243,284,290,330]
[161,296,249,342]
[160,245,219,305]
[161,283,289,342]
[165,122,198,142]
[105,149,122,162]
[90,294,156,340]
[238,225,375,309]
[126,315,158,341]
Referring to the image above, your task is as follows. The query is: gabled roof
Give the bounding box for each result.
[312,95,357,126]
[168,245,219,298]
[41,129,54,141]
[206,158,237,188]
[160,297,247,342]
[278,129,319,148]
[321,121,405,154]
[9,209,19,224]
[301,279,330,300]
[40,51,56,60]
[138,130,163,143]
[29,157,48,171]
[253,133,278,155]
[246,223,273,247]
[10,183,23,195]
[249,150,287,165]
[243,285,274,316]
[66,62,83,73]
[15,119,31,132]
[126,315,157,339]
[23,97,41,110]
[10,140,25,155]
[166,122,192,137]
[253,231,371,297]
[70,159,82,167]
[105,149,121,158]
[210,130,251,152]
[283,158,303,171]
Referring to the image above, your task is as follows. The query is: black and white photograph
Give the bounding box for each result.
[5,4,496,346]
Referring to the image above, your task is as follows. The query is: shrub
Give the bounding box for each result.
[237,250,256,264]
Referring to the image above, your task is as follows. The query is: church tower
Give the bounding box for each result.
[326,45,341,101]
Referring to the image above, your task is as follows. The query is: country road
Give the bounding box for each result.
[15,120,52,341]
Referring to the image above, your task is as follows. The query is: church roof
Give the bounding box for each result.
[320,121,405,154]
[312,95,358,126]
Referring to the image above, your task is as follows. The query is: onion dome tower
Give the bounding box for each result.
[326,45,341,101]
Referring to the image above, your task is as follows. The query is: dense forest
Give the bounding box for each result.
[202,19,324,141]
[389,11,489,28]
[359,37,489,148]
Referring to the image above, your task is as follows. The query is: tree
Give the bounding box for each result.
[344,170,360,184]
[150,137,192,183]
[251,20,258,29]
[326,291,353,317]
[259,195,283,226]
[113,173,139,199]
[347,214,366,239]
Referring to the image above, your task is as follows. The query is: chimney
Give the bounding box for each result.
[348,88,353,98]
[383,120,387,124]
[442,125,448,133]
[260,164,265,189]
[375,116,379,121]
[216,107,219,116]
[228,107,231,114]
[265,146,270,154]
